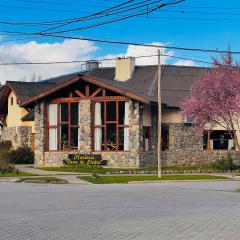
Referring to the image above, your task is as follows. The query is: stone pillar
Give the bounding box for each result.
[128,100,141,168]
[34,101,46,167]
[79,100,92,153]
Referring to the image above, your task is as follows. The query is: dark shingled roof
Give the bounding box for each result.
[21,109,34,121]
[3,65,207,109]
[83,65,207,107]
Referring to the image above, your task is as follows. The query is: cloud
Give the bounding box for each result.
[174,59,195,66]
[0,39,196,84]
[0,39,98,83]
[101,42,176,67]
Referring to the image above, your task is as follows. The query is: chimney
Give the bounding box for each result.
[115,57,135,81]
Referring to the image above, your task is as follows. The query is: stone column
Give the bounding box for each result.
[79,100,92,153]
[128,100,141,168]
[34,101,46,167]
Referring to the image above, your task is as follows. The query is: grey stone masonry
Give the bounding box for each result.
[35,99,143,168]
[162,123,240,166]
[79,100,92,153]
[34,102,46,167]
[1,126,32,149]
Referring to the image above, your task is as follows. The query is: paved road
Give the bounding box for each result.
[1,181,240,240]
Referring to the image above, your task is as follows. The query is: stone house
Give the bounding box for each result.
[0,57,238,168]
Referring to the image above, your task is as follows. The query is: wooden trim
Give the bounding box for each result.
[75,90,85,98]
[20,76,80,107]
[92,100,129,152]
[82,75,150,104]
[86,85,90,98]
[90,88,102,98]
[49,96,128,104]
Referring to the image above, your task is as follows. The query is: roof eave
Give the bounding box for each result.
[20,74,151,107]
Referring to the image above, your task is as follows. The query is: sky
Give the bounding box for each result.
[0,0,240,83]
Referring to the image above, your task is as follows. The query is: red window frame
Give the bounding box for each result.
[46,101,80,151]
[93,99,129,152]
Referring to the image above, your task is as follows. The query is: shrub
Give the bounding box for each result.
[9,146,34,164]
[0,141,13,173]
[212,154,236,171]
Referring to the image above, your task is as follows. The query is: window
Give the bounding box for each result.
[143,127,152,151]
[48,102,80,151]
[10,97,13,106]
[162,125,169,151]
[203,130,235,150]
[94,101,129,151]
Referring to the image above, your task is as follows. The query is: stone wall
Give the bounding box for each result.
[35,100,143,168]
[0,126,32,148]
[34,102,46,167]
[162,123,240,166]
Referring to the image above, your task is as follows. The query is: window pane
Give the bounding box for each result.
[119,127,124,150]
[94,127,104,151]
[71,102,79,125]
[208,130,234,150]
[48,104,57,126]
[106,124,116,151]
[119,101,125,125]
[49,128,57,151]
[70,127,78,149]
[162,125,169,150]
[106,102,116,121]
[60,124,69,150]
[60,103,68,122]
[144,127,151,151]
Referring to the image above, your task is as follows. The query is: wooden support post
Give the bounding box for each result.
[157,49,162,178]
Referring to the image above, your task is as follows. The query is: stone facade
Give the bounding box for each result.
[0,126,32,149]
[162,123,240,166]
[34,102,46,167]
[34,99,240,168]
[35,100,143,168]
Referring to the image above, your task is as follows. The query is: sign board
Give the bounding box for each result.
[68,154,107,166]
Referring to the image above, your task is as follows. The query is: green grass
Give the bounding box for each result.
[18,177,68,184]
[0,172,37,177]
[78,175,229,184]
[39,165,218,174]
[39,166,136,174]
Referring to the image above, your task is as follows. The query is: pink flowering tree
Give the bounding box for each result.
[181,53,240,150]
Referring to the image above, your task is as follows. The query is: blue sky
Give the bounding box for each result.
[0,0,240,82]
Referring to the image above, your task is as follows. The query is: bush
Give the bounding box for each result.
[9,146,34,164]
[0,141,13,173]
[212,154,236,171]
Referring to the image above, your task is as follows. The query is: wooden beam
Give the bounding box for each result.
[86,85,90,98]
[75,90,85,98]
[90,88,102,98]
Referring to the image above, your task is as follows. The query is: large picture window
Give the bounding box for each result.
[94,100,129,151]
[203,130,235,150]
[48,102,80,151]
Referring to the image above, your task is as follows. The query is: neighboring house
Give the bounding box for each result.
[0,57,238,168]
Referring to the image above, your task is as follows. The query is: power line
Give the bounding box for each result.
[0,31,239,55]
[45,0,185,34]
[36,34,240,55]
[0,53,217,66]
[39,0,136,33]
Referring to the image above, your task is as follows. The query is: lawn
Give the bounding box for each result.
[39,166,136,174]
[18,177,68,184]
[39,165,218,174]
[0,172,36,177]
[78,175,229,184]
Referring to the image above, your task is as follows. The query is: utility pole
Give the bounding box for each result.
[157,49,162,178]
